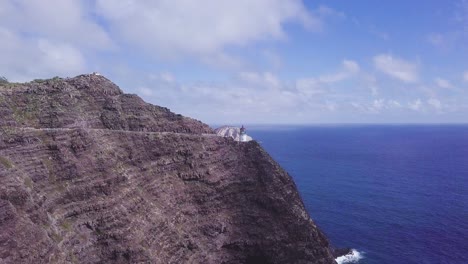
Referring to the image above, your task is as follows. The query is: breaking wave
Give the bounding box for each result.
[335,249,363,264]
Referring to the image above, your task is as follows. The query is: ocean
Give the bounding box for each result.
[247,125,468,264]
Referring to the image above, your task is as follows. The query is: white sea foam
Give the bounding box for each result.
[335,249,363,264]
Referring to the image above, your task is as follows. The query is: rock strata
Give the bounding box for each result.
[0,75,336,263]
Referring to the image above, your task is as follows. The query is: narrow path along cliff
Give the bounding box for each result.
[0,74,338,263]
[18,127,219,138]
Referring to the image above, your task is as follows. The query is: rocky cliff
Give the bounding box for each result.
[0,74,336,263]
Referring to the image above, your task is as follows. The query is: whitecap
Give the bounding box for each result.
[335,249,364,264]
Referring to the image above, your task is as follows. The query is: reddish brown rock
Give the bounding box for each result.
[0,74,211,134]
[0,75,336,263]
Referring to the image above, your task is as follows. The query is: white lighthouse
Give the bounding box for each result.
[239,125,248,142]
[214,126,253,142]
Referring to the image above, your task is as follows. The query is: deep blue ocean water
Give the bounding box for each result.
[247,125,468,264]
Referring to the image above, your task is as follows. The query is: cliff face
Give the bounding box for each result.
[0,75,336,264]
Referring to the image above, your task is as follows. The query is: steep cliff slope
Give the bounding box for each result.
[0,75,336,263]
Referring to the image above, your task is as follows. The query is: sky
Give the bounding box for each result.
[1,0,467,124]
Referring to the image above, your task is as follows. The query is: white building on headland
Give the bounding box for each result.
[215,125,252,142]
[239,125,248,142]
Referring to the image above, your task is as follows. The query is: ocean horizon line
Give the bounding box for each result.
[209,123,468,128]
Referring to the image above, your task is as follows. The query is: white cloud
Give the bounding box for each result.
[427,98,442,110]
[295,78,325,96]
[362,74,379,96]
[388,100,402,108]
[0,0,112,50]
[201,52,245,69]
[171,74,302,122]
[366,99,402,113]
[295,59,359,96]
[342,60,361,73]
[318,59,360,83]
[325,101,338,111]
[36,39,86,75]
[350,102,362,110]
[408,99,423,111]
[160,72,175,83]
[0,27,86,81]
[314,5,346,19]
[373,54,418,83]
[140,72,179,98]
[149,72,176,83]
[371,99,385,112]
[137,55,432,123]
[353,98,444,114]
[349,99,405,114]
[131,60,363,123]
[95,0,320,61]
[238,71,281,89]
[139,87,154,97]
[0,0,112,81]
[435,77,453,88]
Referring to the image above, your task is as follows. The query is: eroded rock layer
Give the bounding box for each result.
[0,75,335,264]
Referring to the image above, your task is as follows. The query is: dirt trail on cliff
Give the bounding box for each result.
[18,127,218,137]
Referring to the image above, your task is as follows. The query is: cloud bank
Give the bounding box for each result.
[373,54,418,83]
[0,0,466,123]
